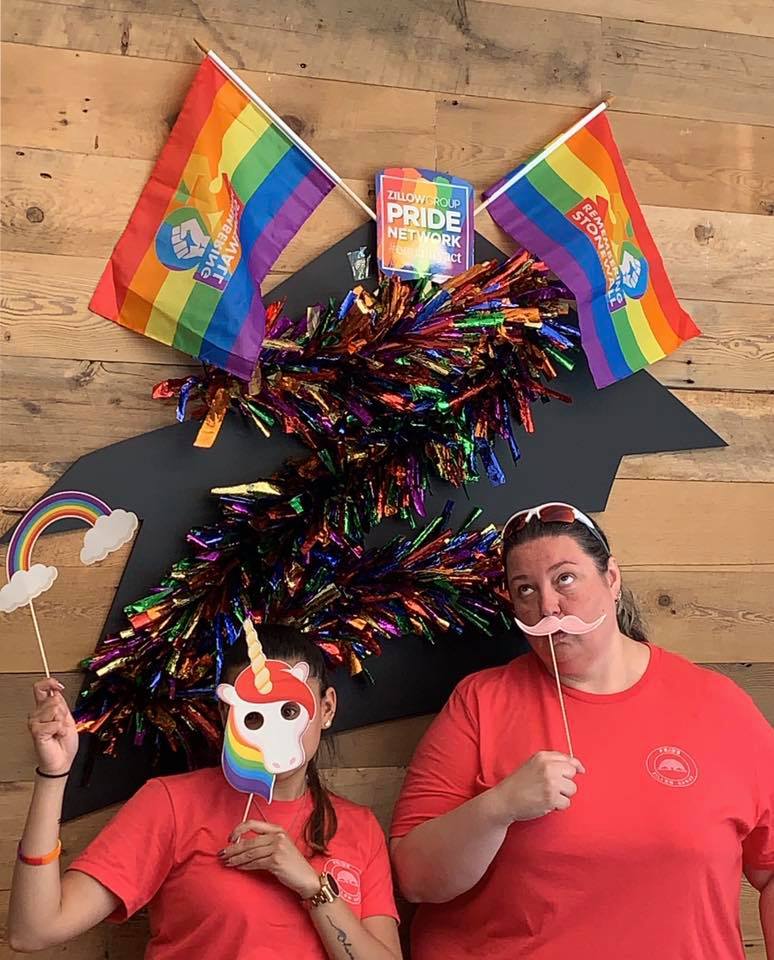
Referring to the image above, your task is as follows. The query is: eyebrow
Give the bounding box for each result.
[509,560,579,582]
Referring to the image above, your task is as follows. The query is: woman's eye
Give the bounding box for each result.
[557,572,575,586]
[518,584,535,597]
[281,701,301,721]
[244,711,264,730]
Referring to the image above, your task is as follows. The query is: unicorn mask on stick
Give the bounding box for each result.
[216,619,316,805]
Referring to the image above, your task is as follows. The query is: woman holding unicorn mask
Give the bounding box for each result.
[391,502,774,959]
[9,622,402,960]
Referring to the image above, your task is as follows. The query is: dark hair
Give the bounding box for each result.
[502,516,648,642]
[221,623,338,854]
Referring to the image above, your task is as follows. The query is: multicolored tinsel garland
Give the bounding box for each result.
[75,506,514,760]
[76,251,579,762]
[154,251,579,480]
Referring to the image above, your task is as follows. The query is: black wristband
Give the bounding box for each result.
[35,767,70,779]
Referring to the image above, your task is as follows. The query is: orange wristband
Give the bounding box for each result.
[18,839,62,866]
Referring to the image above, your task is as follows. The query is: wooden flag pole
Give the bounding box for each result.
[194,40,377,222]
[474,99,612,217]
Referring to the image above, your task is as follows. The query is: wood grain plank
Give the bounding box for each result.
[5,248,773,392]
[1,144,372,273]
[1,0,602,107]
[601,18,774,126]
[744,944,766,960]
[436,96,774,217]
[0,43,437,174]
[4,664,773,782]
[6,43,772,221]
[648,303,774,392]
[615,390,774,485]
[0,250,283,366]
[1,526,772,672]
[0,252,201,367]
[0,355,190,462]
[598,480,774,567]
[626,568,774,663]
[476,0,774,40]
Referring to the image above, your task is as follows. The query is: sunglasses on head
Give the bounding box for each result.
[502,501,610,554]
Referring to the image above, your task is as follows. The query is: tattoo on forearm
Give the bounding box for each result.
[326,914,356,960]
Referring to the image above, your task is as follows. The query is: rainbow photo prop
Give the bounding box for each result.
[1,491,138,614]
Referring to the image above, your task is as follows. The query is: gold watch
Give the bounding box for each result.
[305,872,340,909]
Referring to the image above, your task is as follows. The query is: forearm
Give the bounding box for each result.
[762,878,774,958]
[393,786,510,903]
[310,899,399,960]
[9,775,67,949]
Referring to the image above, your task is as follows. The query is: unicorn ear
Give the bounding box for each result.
[216,683,238,705]
[289,661,310,683]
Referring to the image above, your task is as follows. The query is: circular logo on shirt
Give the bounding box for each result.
[646,746,699,788]
[323,858,362,905]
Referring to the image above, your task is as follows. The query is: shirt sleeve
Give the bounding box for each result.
[358,813,399,921]
[67,778,176,921]
[742,700,774,871]
[390,679,481,839]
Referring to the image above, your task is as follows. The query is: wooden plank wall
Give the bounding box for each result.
[1,1,773,955]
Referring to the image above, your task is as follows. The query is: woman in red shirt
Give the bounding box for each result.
[391,502,774,959]
[9,625,402,959]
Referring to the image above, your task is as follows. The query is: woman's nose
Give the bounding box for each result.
[539,589,562,618]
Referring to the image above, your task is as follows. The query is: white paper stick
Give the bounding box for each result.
[474,100,611,216]
[241,792,254,824]
[547,633,574,759]
[199,44,376,222]
[27,600,51,679]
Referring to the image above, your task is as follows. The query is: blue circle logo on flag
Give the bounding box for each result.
[619,241,649,299]
[156,208,210,271]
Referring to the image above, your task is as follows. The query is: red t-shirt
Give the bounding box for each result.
[70,766,398,958]
[391,645,774,960]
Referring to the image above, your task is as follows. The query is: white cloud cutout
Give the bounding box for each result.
[80,509,139,565]
[0,564,58,613]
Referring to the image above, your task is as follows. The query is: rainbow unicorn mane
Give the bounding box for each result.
[221,711,275,802]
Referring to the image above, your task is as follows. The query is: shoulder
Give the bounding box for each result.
[451,653,539,711]
[656,647,766,718]
[456,653,535,694]
[143,765,226,810]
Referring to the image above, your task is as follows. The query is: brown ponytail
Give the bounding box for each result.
[617,584,647,642]
[304,756,338,855]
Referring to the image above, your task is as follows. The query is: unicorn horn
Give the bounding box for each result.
[244,618,273,694]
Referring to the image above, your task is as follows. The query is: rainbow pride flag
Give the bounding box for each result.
[90,57,334,379]
[484,112,700,387]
